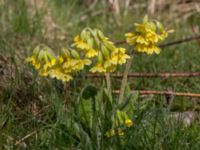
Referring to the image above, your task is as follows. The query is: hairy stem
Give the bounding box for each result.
[118,56,133,104]
[105,73,111,96]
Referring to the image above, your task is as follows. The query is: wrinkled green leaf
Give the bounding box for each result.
[119,91,139,114]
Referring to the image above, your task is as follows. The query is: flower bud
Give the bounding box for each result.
[71,50,80,59]
[97,52,103,63]
[101,44,110,57]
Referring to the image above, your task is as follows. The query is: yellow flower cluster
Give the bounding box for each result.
[105,110,133,138]
[26,46,91,82]
[73,28,130,73]
[125,16,169,54]
[26,28,130,82]
[105,128,124,138]
[26,46,56,76]
[115,110,133,127]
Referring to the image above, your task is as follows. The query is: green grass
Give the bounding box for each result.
[0,0,200,149]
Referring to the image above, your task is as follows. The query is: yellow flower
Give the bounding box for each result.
[110,48,130,65]
[105,128,124,138]
[73,59,91,71]
[26,47,57,72]
[26,56,41,69]
[118,128,125,136]
[102,48,130,73]
[104,58,116,72]
[73,34,99,59]
[105,129,115,137]
[90,63,106,73]
[58,56,64,63]
[63,58,91,72]
[135,43,161,54]
[39,69,49,77]
[49,67,73,82]
[43,59,56,70]
[125,16,169,54]
[105,110,133,138]
[105,64,116,73]
[125,119,133,127]
[72,28,131,74]
[27,28,132,82]
[125,33,136,44]
[104,58,112,68]
[85,48,98,58]
[115,110,133,127]
[74,35,90,50]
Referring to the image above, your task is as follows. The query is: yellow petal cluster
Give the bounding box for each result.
[26,46,57,77]
[105,128,124,138]
[73,28,130,74]
[74,35,98,58]
[125,16,169,54]
[115,110,133,127]
[26,47,41,69]
[105,110,133,138]
[26,47,91,82]
[26,28,130,82]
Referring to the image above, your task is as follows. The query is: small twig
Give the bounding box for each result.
[113,90,200,98]
[15,130,37,146]
[115,35,200,47]
[87,72,200,78]
[160,35,200,48]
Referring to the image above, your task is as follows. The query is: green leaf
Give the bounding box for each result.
[38,49,45,61]
[79,99,93,127]
[87,37,94,48]
[101,44,110,57]
[119,91,139,114]
[104,41,115,51]
[97,52,103,63]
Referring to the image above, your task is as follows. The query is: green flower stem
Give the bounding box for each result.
[105,73,111,96]
[118,56,133,104]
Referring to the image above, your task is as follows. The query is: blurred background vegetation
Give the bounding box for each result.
[0,0,200,149]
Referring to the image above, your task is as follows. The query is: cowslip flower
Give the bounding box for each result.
[26,46,41,69]
[27,28,131,82]
[74,28,130,73]
[46,51,74,82]
[26,47,91,82]
[90,62,106,73]
[73,33,98,58]
[52,49,91,81]
[125,16,170,54]
[26,56,41,69]
[115,110,133,127]
[105,128,124,138]
[125,118,133,127]
[62,49,91,72]
[110,48,130,65]
[26,46,57,76]
[48,67,73,82]
[105,110,133,138]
